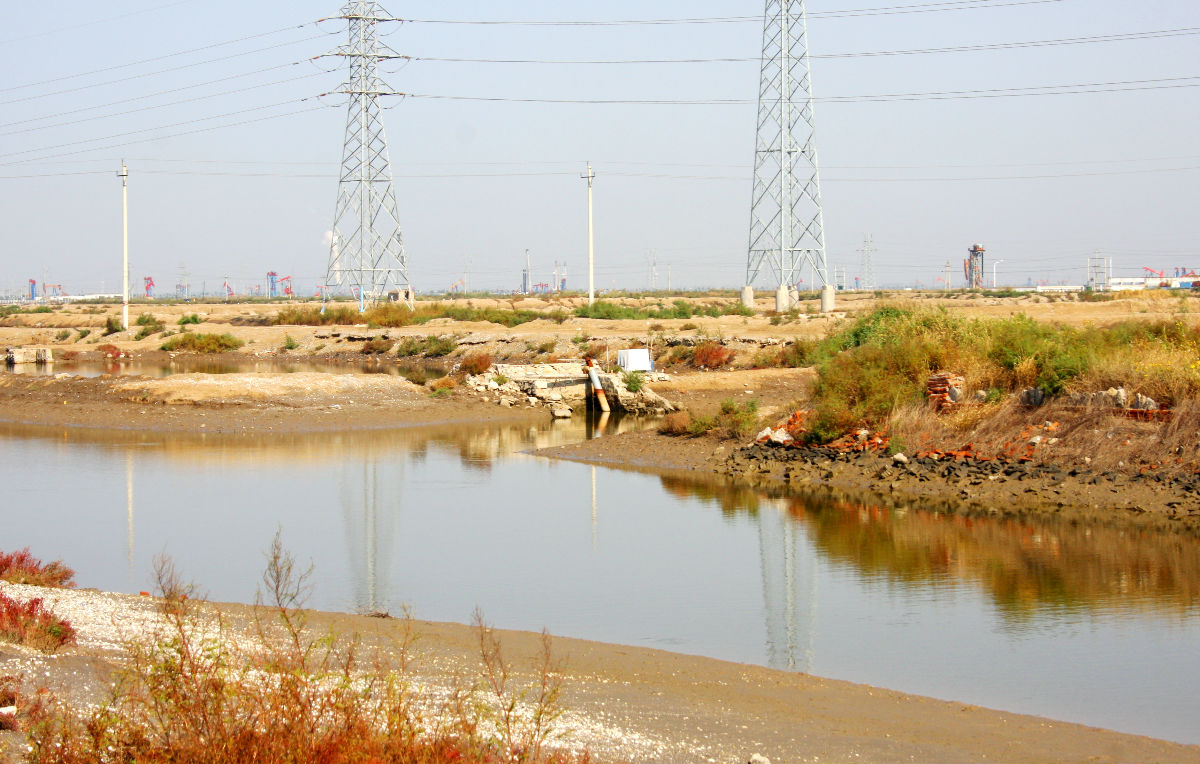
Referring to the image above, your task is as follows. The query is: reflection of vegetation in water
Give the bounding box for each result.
[798,498,1200,621]
[657,478,1200,621]
[659,475,762,518]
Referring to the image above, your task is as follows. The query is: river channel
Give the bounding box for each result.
[2,417,1198,745]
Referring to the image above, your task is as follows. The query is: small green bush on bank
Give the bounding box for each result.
[160,333,244,353]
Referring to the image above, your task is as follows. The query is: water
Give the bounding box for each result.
[2,420,1198,745]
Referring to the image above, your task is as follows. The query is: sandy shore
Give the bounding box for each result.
[2,581,1198,763]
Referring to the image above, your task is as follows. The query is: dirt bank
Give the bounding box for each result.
[2,582,1197,764]
[0,370,547,434]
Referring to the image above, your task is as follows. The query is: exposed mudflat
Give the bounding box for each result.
[2,582,1198,764]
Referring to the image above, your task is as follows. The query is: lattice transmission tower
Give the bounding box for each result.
[857,234,877,291]
[742,0,833,313]
[324,1,412,310]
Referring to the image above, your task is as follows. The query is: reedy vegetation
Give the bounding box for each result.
[799,305,1200,443]
[24,539,581,764]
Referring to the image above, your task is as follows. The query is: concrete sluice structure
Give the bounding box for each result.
[5,346,53,366]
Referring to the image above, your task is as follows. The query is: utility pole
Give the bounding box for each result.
[118,162,129,329]
[944,260,952,291]
[582,162,595,306]
[744,0,831,313]
[667,263,672,291]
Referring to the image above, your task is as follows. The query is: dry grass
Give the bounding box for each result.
[657,411,693,436]
[23,541,584,764]
[460,352,494,376]
[692,341,735,369]
[885,398,1200,478]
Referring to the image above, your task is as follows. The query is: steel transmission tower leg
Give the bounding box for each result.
[324,1,412,310]
[744,0,832,314]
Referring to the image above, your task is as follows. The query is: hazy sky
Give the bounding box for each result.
[2,0,1197,297]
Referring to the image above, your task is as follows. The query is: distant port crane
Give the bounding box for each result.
[143,277,155,298]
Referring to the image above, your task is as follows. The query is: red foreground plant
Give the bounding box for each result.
[0,549,76,589]
[0,591,76,653]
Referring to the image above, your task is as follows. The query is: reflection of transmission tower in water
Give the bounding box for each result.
[743,0,832,314]
[757,502,818,671]
[340,457,399,613]
[324,1,412,308]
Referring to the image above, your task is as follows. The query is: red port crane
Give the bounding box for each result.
[222,279,234,298]
[278,276,294,298]
[143,277,155,298]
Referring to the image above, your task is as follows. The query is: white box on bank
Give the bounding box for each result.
[617,348,652,372]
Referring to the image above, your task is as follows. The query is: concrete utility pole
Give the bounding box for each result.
[993,259,1005,289]
[118,161,129,330]
[582,162,595,306]
[944,260,952,291]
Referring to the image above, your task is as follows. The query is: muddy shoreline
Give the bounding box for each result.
[2,583,1198,763]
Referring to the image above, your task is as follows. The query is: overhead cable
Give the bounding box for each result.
[398,1,1063,26]
[409,27,1200,65]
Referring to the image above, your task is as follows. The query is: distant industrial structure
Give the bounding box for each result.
[964,244,986,290]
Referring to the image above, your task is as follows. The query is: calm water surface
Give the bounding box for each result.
[1,419,1198,745]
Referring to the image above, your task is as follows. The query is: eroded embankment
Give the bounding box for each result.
[722,441,1200,533]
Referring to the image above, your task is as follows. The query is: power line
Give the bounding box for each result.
[398,1,1064,26]
[0,65,322,137]
[0,102,324,167]
[0,25,323,96]
[0,0,200,45]
[400,74,1200,106]
[0,36,326,108]
[407,26,1200,65]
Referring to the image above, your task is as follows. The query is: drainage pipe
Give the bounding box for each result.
[586,359,611,413]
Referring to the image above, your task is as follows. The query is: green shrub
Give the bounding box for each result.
[684,400,760,438]
[55,330,71,341]
[777,338,817,367]
[275,305,360,326]
[282,335,299,351]
[75,329,90,341]
[397,335,457,357]
[622,370,645,392]
[177,313,202,325]
[103,316,122,335]
[361,337,395,355]
[160,333,244,353]
[133,313,165,340]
